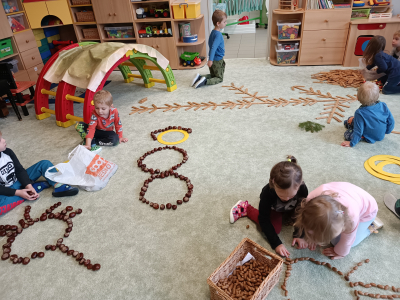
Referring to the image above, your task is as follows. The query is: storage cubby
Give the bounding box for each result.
[97,23,136,41]
[74,24,100,41]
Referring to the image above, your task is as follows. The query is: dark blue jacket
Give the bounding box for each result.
[367,51,400,79]
[351,102,395,147]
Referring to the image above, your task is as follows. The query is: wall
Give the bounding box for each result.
[393,1,400,16]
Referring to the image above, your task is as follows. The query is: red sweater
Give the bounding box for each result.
[86,107,123,140]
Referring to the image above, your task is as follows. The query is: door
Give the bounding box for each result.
[139,37,178,69]
[46,0,73,25]
[92,0,133,24]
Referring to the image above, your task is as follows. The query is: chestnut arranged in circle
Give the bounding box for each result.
[150,126,192,141]
[0,204,101,272]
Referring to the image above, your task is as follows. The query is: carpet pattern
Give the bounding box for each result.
[0,59,399,300]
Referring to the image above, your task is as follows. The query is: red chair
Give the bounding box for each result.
[0,63,35,119]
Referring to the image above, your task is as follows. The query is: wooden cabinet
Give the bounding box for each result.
[0,6,12,39]
[14,30,36,53]
[303,10,350,31]
[139,37,179,68]
[301,29,348,49]
[20,47,41,69]
[92,0,133,24]
[24,0,72,29]
[27,63,44,82]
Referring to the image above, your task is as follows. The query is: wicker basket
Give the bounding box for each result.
[207,238,283,300]
[82,28,99,39]
[75,11,95,22]
[71,0,91,5]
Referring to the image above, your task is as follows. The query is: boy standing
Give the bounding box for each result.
[341,82,395,147]
[75,90,128,153]
[391,30,400,61]
[191,10,227,88]
[0,131,79,216]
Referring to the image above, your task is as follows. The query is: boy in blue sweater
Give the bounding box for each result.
[341,82,395,148]
[191,10,227,88]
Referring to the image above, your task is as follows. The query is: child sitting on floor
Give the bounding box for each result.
[191,9,227,89]
[0,131,79,216]
[295,182,378,259]
[229,156,311,258]
[363,35,400,95]
[391,30,400,61]
[341,82,395,148]
[75,90,128,153]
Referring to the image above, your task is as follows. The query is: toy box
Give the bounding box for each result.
[277,19,301,39]
[351,8,371,19]
[276,45,299,64]
[0,58,18,73]
[7,13,25,33]
[104,26,134,38]
[2,0,18,14]
[0,38,13,58]
[172,0,201,19]
[277,41,299,50]
[182,34,197,43]
[207,238,283,300]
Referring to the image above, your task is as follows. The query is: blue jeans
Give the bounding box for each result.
[0,160,56,216]
[331,217,376,248]
[382,74,400,95]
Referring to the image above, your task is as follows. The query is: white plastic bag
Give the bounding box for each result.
[45,145,118,192]
[358,58,386,81]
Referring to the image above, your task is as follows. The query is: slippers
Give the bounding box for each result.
[383,192,400,219]
[32,181,51,193]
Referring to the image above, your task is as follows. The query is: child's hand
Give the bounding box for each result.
[15,189,39,201]
[308,242,317,251]
[120,137,128,143]
[291,238,308,249]
[341,141,351,147]
[25,184,38,198]
[347,116,354,125]
[207,60,213,68]
[84,145,92,150]
[275,244,290,257]
[322,247,344,260]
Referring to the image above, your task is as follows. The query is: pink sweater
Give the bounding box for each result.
[306,182,378,257]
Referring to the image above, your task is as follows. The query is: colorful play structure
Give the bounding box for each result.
[34,42,176,128]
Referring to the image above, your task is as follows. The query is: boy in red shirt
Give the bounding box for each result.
[75,90,128,153]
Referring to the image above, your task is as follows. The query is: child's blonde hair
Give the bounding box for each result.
[212,10,227,26]
[93,90,113,106]
[269,155,302,190]
[357,82,379,106]
[394,30,400,38]
[295,193,350,245]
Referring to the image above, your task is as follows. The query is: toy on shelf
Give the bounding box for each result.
[52,40,74,51]
[136,8,145,19]
[368,0,390,5]
[104,26,134,39]
[180,51,201,67]
[275,45,299,64]
[276,0,300,11]
[137,4,170,19]
[277,19,301,40]
[41,15,63,27]
[353,1,365,7]
[8,14,25,33]
[154,8,170,18]
[2,0,18,13]
[138,23,172,38]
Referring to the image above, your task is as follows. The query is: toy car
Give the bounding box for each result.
[180,51,200,67]
[138,26,152,38]
[154,8,170,18]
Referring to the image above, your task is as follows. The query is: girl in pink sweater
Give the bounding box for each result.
[295,182,378,259]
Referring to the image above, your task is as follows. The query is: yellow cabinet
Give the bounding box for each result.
[24,0,72,29]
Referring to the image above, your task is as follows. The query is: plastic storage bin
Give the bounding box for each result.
[351,8,371,19]
[0,38,13,58]
[277,19,301,39]
[276,45,299,64]
[277,42,299,50]
[172,1,186,19]
[186,0,200,18]
[172,0,201,19]
[104,26,134,38]
[7,13,26,33]
[0,58,18,73]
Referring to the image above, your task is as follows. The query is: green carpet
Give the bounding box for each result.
[0,59,399,300]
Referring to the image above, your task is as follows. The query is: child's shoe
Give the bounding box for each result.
[75,123,87,139]
[90,145,102,155]
[52,184,79,197]
[194,77,207,89]
[190,73,201,87]
[229,200,248,224]
[32,181,51,193]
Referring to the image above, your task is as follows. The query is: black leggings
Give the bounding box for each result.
[81,122,119,146]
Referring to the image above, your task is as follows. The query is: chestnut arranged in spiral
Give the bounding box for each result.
[150,126,192,141]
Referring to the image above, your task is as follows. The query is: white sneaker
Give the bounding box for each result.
[190,73,201,87]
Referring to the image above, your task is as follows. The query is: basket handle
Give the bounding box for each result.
[179,3,189,8]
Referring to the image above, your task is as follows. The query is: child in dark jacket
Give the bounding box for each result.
[341,82,395,147]
[0,131,79,216]
[229,156,311,258]
[363,35,400,95]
